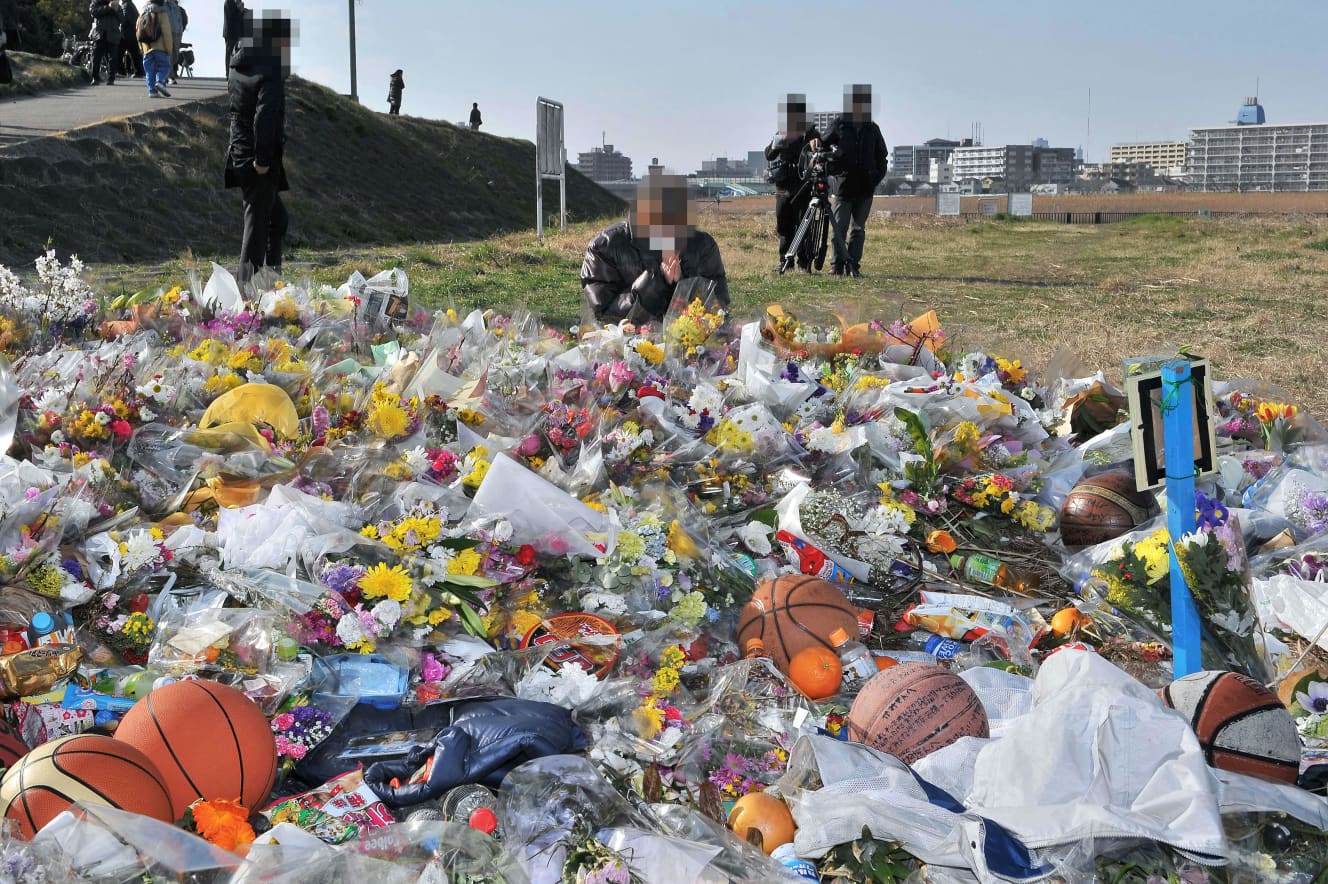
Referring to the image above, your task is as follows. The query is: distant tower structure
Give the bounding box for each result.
[1236,96,1266,125]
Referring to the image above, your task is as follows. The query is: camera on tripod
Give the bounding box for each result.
[778,146,835,274]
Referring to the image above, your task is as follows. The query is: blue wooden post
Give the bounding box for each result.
[1162,360,1202,676]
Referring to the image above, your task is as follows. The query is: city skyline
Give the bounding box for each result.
[179,0,1328,173]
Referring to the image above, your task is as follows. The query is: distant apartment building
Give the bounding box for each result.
[951,143,1076,190]
[951,144,1035,190]
[698,156,757,177]
[1109,140,1188,173]
[1188,99,1328,192]
[891,138,966,178]
[1034,147,1077,184]
[809,111,841,135]
[576,144,633,182]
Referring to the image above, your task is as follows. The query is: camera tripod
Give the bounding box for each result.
[779,152,832,274]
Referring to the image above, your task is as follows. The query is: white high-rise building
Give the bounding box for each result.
[1187,99,1328,191]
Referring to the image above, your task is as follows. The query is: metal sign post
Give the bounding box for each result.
[536,97,566,236]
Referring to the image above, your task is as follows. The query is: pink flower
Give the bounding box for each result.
[608,360,633,392]
[272,713,295,730]
[287,742,308,760]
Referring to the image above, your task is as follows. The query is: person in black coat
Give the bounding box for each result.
[580,174,728,324]
[118,0,142,76]
[387,69,403,115]
[222,0,243,67]
[468,102,482,130]
[765,93,820,271]
[89,0,123,85]
[823,83,888,277]
[224,13,290,288]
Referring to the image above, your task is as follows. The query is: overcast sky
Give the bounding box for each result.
[186,0,1328,170]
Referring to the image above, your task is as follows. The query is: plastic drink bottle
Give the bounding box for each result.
[772,843,818,880]
[950,552,1041,593]
[829,627,876,687]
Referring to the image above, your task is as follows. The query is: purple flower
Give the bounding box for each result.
[1296,681,1328,715]
[320,562,366,596]
[1195,490,1229,530]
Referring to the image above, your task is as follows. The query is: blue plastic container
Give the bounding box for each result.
[315,653,409,709]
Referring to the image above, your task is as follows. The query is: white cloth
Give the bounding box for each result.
[785,650,1328,882]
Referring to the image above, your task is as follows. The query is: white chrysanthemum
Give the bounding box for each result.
[139,406,156,422]
[93,411,111,426]
[336,614,366,646]
[491,519,514,543]
[690,385,723,416]
[581,591,628,616]
[403,446,431,475]
[373,599,402,630]
[121,532,160,571]
[862,504,910,537]
[34,388,68,412]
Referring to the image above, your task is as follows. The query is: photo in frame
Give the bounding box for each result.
[1125,356,1218,492]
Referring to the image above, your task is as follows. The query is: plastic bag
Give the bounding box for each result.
[149,606,276,677]
[34,803,242,881]
[465,453,613,558]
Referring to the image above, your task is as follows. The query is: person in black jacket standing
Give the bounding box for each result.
[823,84,888,277]
[387,69,403,115]
[89,0,123,85]
[581,174,728,324]
[765,93,820,272]
[222,0,244,66]
[119,0,142,76]
[224,13,290,288]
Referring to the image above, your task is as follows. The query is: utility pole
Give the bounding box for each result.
[348,0,358,103]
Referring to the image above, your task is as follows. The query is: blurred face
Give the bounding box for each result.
[844,85,872,122]
[779,95,807,137]
[633,176,692,252]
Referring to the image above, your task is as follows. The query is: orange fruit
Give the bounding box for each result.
[1050,606,1090,636]
[728,791,796,854]
[874,654,898,671]
[787,645,843,700]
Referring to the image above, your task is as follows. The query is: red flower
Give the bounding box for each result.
[127,592,150,614]
[516,544,536,566]
[110,419,132,440]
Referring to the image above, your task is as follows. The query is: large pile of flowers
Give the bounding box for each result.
[0,253,1324,882]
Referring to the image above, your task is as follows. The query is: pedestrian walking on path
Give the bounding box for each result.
[137,0,173,97]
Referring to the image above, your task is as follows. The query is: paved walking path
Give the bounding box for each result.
[0,77,227,148]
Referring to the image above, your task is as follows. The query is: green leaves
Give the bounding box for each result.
[818,826,919,883]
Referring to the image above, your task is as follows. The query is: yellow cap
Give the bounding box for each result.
[829,627,850,646]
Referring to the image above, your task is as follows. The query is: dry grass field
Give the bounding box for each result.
[95,208,1328,417]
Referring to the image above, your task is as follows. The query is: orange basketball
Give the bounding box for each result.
[1162,670,1302,784]
[115,680,278,818]
[848,663,989,764]
[0,734,173,838]
[736,575,858,674]
[787,646,843,700]
[1059,469,1154,548]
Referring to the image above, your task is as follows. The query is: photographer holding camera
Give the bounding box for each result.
[823,83,888,277]
[765,93,821,272]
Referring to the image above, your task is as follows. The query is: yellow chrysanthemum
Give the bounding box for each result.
[447,548,483,577]
[358,563,413,601]
[634,340,665,366]
[368,402,410,439]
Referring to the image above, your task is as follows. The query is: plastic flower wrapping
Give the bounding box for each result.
[0,255,1321,882]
